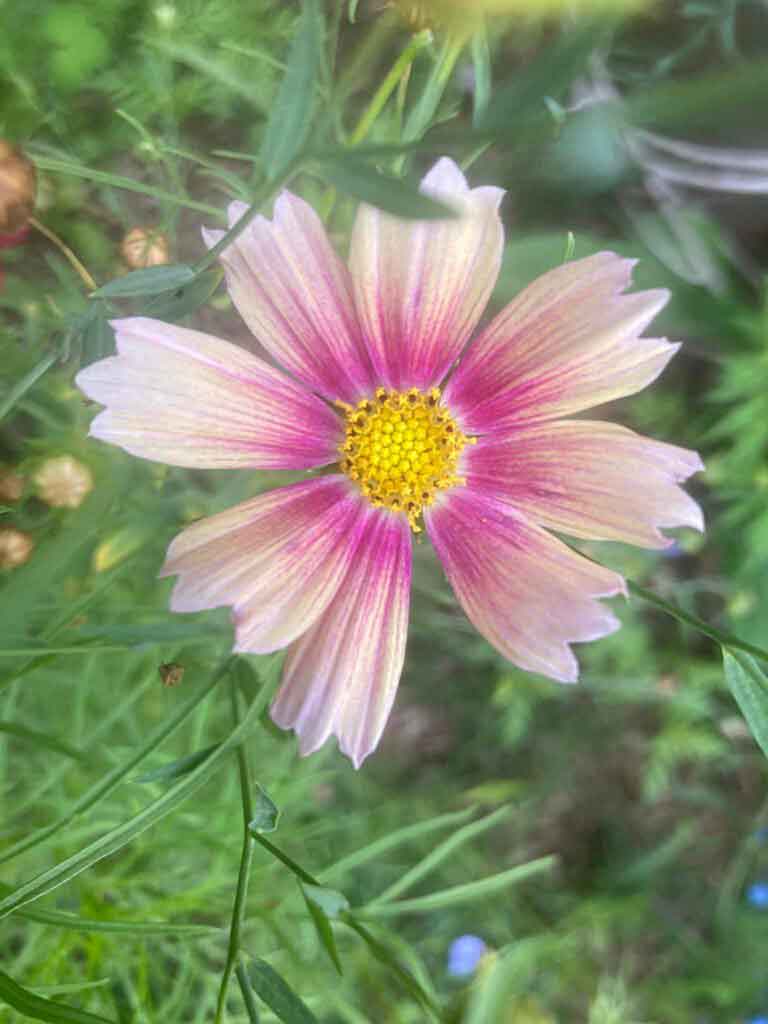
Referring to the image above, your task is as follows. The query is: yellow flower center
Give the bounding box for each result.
[338,387,473,533]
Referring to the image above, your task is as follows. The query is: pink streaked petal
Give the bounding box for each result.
[349,157,504,392]
[203,195,374,403]
[426,487,625,683]
[444,252,676,432]
[160,477,370,653]
[466,421,704,549]
[75,318,341,470]
[271,507,412,768]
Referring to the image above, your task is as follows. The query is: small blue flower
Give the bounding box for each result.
[747,882,768,909]
[746,1016,768,1024]
[447,934,486,977]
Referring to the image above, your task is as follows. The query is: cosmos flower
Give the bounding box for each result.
[76,157,703,767]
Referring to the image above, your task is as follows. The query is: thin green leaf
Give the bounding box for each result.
[92,264,197,299]
[319,805,474,882]
[359,855,556,918]
[0,351,58,423]
[723,649,768,758]
[470,27,491,125]
[31,156,222,216]
[81,303,114,361]
[301,884,349,975]
[341,917,440,1017]
[0,659,277,920]
[477,24,600,136]
[0,967,115,1024]
[0,721,89,761]
[235,964,262,1024]
[245,959,318,1024]
[143,269,222,320]
[0,661,228,867]
[261,0,323,179]
[629,581,768,664]
[133,742,221,783]
[370,805,512,905]
[249,785,280,833]
[318,156,456,219]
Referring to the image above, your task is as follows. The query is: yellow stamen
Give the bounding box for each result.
[338,386,474,533]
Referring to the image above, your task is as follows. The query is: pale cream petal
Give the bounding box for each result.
[444,252,676,432]
[466,420,704,548]
[271,507,412,768]
[426,487,625,682]
[76,317,342,470]
[160,477,370,653]
[349,157,504,391]
[204,195,374,403]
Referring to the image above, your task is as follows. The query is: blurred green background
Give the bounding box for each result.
[3,0,768,1021]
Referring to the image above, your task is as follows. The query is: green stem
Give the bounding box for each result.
[214,683,257,1024]
[349,30,433,146]
[402,32,465,144]
[628,581,768,664]
[235,963,261,1023]
[193,158,302,274]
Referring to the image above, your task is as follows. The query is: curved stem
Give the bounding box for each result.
[628,580,768,664]
[29,216,97,292]
[214,682,257,1024]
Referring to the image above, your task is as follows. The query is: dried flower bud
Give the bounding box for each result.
[34,455,93,509]
[0,467,24,503]
[120,226,170,269]
[159,662,185,687]
[0,141,37,236]
[0,528,34,569]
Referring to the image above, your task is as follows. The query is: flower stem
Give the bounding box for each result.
[628,580,768,664]
[214,682,257,1024]
[349,30,433,146]
[29,216,98,292]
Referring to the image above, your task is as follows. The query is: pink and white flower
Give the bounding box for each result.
[76,158,703,767]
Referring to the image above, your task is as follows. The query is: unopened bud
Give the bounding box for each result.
[34,455,93,509]
[120,226,170,269]
[0,467,24,503]
[0,141,37,236]
[0,528,34,569]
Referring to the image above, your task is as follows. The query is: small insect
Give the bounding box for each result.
[159,662,185,687]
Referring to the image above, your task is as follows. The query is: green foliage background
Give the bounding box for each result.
[3,0,768,1021]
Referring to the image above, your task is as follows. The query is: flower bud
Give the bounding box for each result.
[0,141,37,236]
[120,226,170,269]
[0,467,24,503]
[34,455,93,509]
[0,528,34,569]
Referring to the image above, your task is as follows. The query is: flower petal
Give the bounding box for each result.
[349,157,504,392]
[203,195,374,403]
[76,317,342,470]
[160,477,370,653]
[426,487,625,682]
[444,252,676,432]
[271,507,412,768]
[466,420,704,548]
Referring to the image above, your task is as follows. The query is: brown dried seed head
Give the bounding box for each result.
[0,141,37,235]
[0,528,34,569]
[120,226,170,269]
[34,455,94,509]
[0,467,24,503]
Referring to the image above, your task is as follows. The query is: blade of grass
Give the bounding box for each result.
[369,805,512,905]
[0,657,278,919]
[358,855,556,918]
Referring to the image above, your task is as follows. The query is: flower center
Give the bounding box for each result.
[338,387,473,532]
